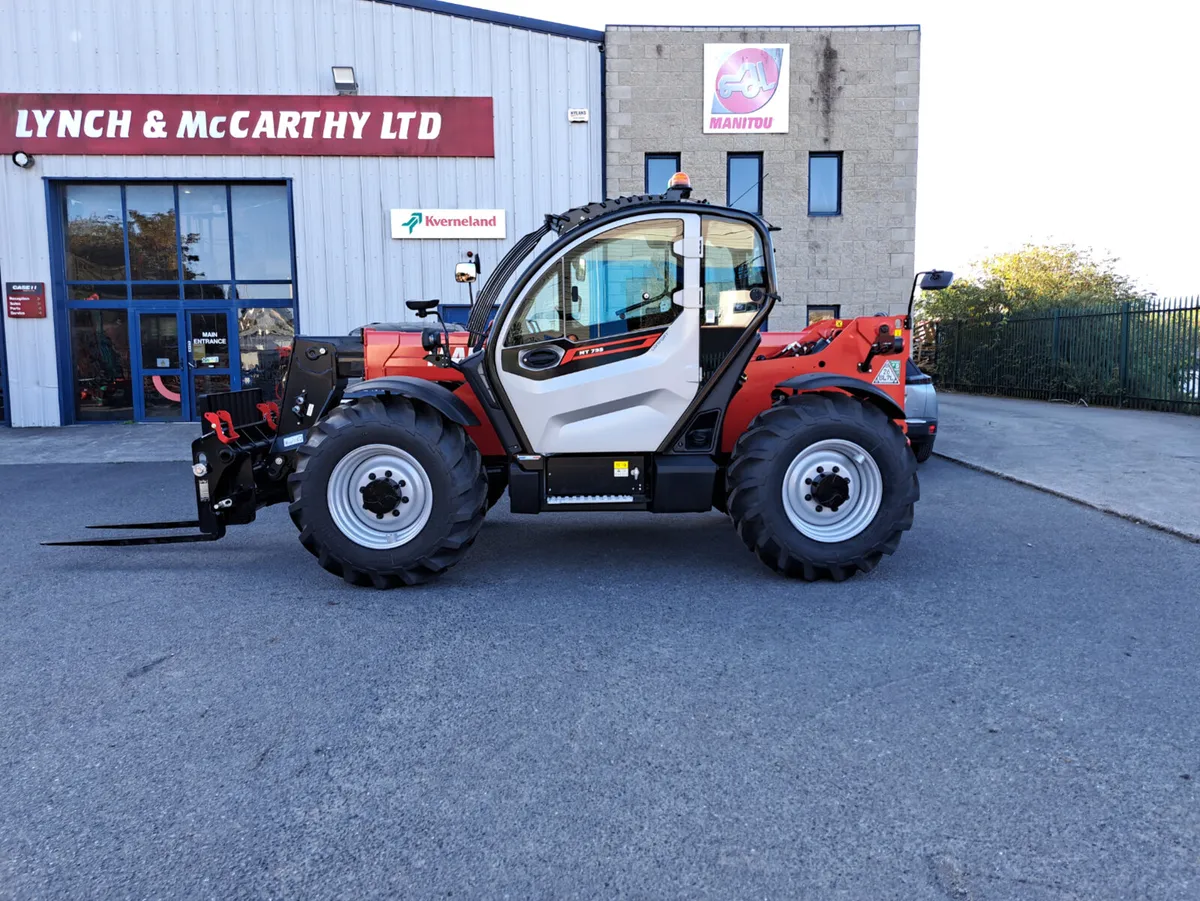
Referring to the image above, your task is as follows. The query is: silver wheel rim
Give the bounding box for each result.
[327,443,433,549]
[781,438,883,544]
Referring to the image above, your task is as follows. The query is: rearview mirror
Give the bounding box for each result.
[919,270,953,291]
[454,263,477,284]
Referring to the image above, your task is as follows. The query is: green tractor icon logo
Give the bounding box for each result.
[402,211,423,234]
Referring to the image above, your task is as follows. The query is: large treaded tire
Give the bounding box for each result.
[726,392,919,581]
[288,396,487,587]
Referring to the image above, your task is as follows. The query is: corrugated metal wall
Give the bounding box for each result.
[0,0,603,426]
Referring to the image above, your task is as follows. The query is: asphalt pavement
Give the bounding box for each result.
[1,458,1198,899]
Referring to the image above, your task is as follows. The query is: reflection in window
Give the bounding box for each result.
[231,185,293,280]
[69,284,127,301]
[702,218,768,327]
[71,309,133,421]
[239,307,295,401]
[235,283,294,301]
[808,153,842,216]
[505,219,684,347]
[807,305,841,325]
[178,184,231,279]
[726,153,763,214]
[645,153,681,194]
[140,314,180,369]
[65,185,126,281]
[126,185,178,280]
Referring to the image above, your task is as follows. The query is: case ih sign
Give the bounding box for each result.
[0,93,494,157]
[6,282,47,319]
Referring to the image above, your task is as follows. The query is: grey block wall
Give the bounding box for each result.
[605,25,919,330]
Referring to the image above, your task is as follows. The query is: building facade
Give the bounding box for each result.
[604,25,920,330]
[0,0,602,426]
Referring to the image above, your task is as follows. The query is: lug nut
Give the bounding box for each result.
[804,477,812,485]
[368,473,376,481]
[375,513,383,519]
[392,510,400,517]
[398,479,406,488]
[817,466,824,474]
[830,505,840,513]
[832,466,839,473]
[385,470,392,478]
[401,497,410,504]
[815,505,824,512]
[360,486,367,493]
[804,494,812,501]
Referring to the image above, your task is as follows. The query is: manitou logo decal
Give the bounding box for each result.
[390,209,506,239]
[703,45,790,134]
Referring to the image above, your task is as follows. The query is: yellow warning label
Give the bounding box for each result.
[613,460,629,478]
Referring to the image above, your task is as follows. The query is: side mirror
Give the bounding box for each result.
[405,299,440,317]
[919,270,953,291]
[749,286,766,303]
[454,263,477,284]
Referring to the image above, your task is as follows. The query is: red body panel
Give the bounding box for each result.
[362,316,908,458]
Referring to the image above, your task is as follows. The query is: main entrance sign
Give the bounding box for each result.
[0,93,495,157]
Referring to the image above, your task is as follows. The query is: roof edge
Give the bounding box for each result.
[606,23,921,31]
[370,0,605,42]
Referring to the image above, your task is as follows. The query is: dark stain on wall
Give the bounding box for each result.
[814,34,839,145]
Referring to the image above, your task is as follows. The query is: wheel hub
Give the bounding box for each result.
[781,439,883,543]
[360,473,406,518]
[327,445,433,549]
[809,471,851,511]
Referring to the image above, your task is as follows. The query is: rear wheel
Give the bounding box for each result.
[288,396,488,587]
[727,392,918,581]
[911,437,934,463]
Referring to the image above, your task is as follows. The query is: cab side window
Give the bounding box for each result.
[505,218,684,347]
[702,218,768,328]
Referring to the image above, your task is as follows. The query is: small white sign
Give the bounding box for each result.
[391,208,506,239]
[568,108,589,123]
[703,44,790,134]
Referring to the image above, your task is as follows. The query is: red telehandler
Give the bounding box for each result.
[50,174,951,586]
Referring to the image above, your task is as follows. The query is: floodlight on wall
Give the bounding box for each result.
[11,151,34,169]
[332,66,358,95]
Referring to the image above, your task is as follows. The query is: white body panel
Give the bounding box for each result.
[494,213,703,453]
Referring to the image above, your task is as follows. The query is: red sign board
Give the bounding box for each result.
[0,93,494,158]
[6,282,46,319]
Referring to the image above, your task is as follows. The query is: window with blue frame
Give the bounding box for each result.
[644,153,681,194]
[726,153,763,215]
[808,152,843,216]
[58,181,296,422]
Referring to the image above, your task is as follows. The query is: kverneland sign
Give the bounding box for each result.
[0,93,494,157]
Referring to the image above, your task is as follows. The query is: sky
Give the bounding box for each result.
[483,0,1198,297]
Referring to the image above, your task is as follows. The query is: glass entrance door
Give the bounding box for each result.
[136,311,186,420]
[186,310,235,417]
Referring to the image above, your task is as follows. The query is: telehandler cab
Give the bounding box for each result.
[50,174,951,586]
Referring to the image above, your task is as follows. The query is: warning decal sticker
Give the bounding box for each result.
[872,359,901,385]
[613,460,629,478]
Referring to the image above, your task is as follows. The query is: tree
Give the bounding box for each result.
[918,243,1145,320]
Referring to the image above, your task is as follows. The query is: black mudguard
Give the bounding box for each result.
[776,373,906,421]
[342,376,479,427]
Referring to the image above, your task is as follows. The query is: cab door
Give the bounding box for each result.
[492,213,702,453]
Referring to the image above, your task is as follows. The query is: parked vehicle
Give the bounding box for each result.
[50,174,951,586]
[904,359,937,463]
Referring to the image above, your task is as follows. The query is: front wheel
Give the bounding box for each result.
[726,392,918,581]
[288,396,488,587]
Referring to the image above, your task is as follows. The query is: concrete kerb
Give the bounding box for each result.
[933,450,1200,545]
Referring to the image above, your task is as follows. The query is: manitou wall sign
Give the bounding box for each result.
[0,94,495,157]
[703,45,790,134]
